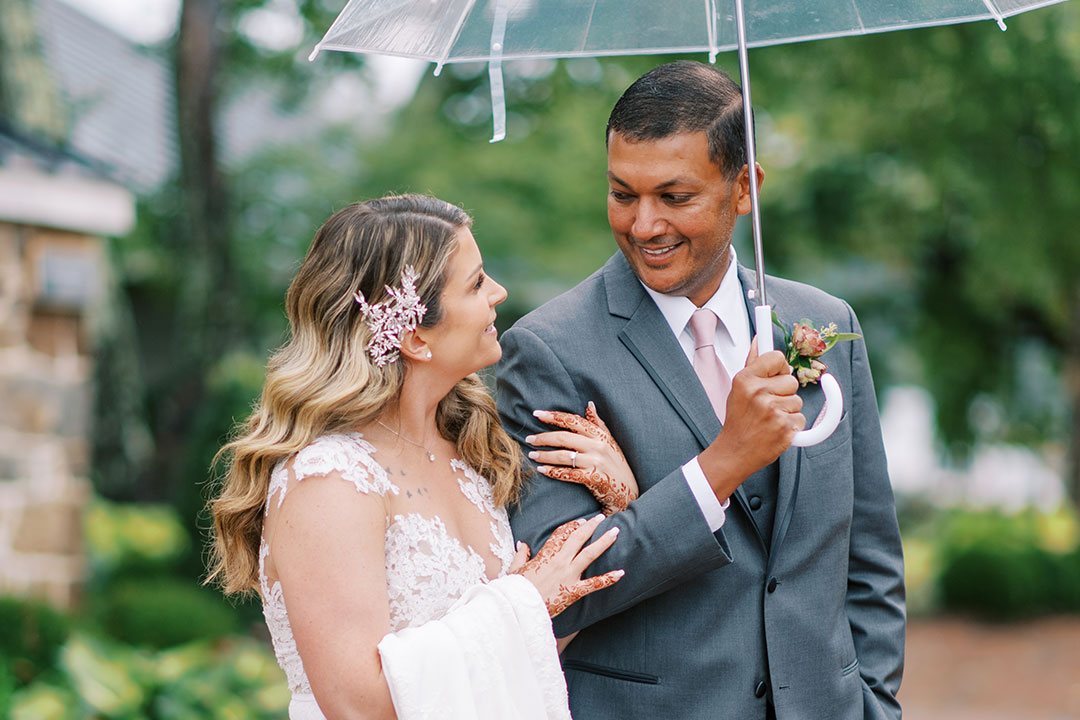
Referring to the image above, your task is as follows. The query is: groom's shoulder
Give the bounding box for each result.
[511,262,611,337]
[765,272,854,324]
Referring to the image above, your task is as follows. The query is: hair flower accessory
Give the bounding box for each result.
[772,313,861,387]
[354,266,427,367]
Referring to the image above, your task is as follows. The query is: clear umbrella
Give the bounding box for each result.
[311,0,1071,445]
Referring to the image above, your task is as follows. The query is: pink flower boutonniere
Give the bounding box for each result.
[772,313,861,387]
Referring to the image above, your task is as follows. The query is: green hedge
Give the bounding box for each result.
[92,578,239,649]
[935,508,1080,619]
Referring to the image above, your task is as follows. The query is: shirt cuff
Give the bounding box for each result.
[682,456,730,532]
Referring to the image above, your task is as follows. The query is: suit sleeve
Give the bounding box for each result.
[497,324,734,636]
[843,303,906,720]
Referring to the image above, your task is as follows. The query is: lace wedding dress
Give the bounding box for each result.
[257,433,568,720]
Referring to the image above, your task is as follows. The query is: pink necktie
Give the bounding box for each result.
[689,308,732,423]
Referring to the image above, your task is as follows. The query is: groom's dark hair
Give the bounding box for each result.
[606,60,753,180]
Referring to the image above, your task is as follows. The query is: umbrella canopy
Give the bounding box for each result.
[311,0,1067,67]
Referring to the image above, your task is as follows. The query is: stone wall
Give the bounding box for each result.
[0,220,102,608]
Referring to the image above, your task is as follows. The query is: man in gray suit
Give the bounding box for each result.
[496,61,905,719]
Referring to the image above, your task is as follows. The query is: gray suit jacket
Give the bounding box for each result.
[496,253,905,720]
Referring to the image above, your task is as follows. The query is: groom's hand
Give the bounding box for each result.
[698,342,804,502]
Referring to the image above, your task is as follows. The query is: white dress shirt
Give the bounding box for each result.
[641,249,752,532]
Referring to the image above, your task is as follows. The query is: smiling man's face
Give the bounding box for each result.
[606,130,751,307]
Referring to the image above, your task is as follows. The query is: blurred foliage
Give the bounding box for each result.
[902,505,1080,619]
[91,579,239,650]
[85,500,190,582]
[1,499,282,715]
[84,500,257,647]
[6,634,287,719]
[0,596,71,686]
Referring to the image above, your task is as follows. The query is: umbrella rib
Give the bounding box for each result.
[849,0,866,33]
[434,0,479,75]
[979,0,1008,30]
[706,0,718,62]
[578,0,599,53]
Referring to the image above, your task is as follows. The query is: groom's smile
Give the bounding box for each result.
[637,239,684,264]
[606,130,753,307]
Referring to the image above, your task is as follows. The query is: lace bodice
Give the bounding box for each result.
[258,433,516,697]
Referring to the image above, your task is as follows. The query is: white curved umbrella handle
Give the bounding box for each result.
[754,305,843,447]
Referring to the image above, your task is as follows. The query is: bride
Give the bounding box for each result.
[206,194,635,719]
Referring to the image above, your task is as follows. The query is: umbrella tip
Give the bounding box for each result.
[308,46,321,62]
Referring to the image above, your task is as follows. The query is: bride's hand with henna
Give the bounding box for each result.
[526,402,638,515]
[509,513,624,617]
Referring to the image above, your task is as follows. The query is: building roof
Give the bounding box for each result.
[34,0,177,191]
[0,122,135,235]
[29,0,341,195]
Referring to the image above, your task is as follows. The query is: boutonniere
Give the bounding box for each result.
[772,313,861,387]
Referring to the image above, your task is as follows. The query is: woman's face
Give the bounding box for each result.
[422,227,507,377]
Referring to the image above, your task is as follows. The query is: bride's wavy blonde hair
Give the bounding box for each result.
[207,194,523,595]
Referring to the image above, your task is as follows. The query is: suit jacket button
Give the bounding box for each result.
[766,576,778,593]
[754,680,767,698]
[749,495,762,510]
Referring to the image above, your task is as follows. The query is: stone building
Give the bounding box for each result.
[0,128,134,608]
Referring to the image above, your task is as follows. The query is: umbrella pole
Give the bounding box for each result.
[733,0,767,311]
[731,0,845,448]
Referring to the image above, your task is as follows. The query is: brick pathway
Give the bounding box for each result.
[901,616,1080,719]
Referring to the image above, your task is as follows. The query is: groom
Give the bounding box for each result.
[497,61,905,719]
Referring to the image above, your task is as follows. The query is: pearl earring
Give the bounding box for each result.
[426,351,433,359]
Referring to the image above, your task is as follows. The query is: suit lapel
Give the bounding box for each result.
[611,278,720,452]
[606,255,768,551]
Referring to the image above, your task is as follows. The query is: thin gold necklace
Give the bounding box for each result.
[377,420,436,462]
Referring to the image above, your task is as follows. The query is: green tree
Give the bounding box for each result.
[747,5,1080,499]
[96,0,360,505]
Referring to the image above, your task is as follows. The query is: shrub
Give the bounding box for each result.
[0,597,71,685]
[0,660,13,717]
[94,578,238,649]
[10,633,288,719]
[937,508,1080,619]
[85,500,191,583]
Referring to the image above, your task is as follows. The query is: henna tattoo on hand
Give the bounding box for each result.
[542,466,634,515]
[536,403,637,513]
[512,519,579,575]
[511,518,624,617]
[544,572,623,617]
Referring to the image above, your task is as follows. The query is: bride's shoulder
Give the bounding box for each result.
[269,433,399,507]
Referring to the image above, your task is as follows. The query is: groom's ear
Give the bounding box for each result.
[734,162,765,216]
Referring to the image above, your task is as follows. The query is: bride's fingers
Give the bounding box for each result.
[556,513,608,560]
[529,449,589,468]
[547,569,625,617]
[533,410,604,440]
[577,569,624,595]
[537,465,592,486]
[585,401,625,458]
[508,541,531,573]
[528,516,592,566]
[526,430,593,453]
[585,401,609,433]
[571,524,620,572]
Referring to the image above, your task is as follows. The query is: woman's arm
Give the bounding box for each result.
[270,473,397,720]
